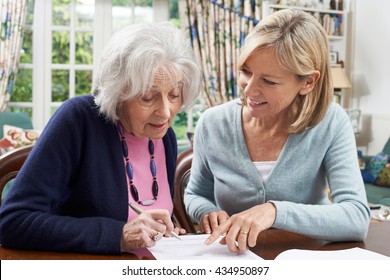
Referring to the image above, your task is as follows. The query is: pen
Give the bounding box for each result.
[128,203,182,240]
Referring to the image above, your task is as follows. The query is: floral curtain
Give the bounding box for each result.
[0,0,28,112]
[181,0,261,107]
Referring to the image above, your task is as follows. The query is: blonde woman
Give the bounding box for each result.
[185,9,370,252]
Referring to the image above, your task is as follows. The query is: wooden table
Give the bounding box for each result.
[1,222,389,260]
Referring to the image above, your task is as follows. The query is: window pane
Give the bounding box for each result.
[75,32,93,64]
[9,107,33,117]
[51,106,60,117]
[76,0,95,28]
[112,3,132,30]
[169,0,179,24]
[172,101,204,141]
[112,0,153,31]
[20,29,33,63]
[11,69,33,102]
[52,0,71,26]
[52,31,70,64]
[25,0,35,25]
[52,70,69,102]
[172,112,188,140]
[134,1,153,23]
[75,70,92,96]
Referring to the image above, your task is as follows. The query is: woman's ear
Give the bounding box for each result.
[299,71,320,96]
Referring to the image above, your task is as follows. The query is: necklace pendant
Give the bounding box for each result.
[117,123,159,207]
[139,199,156,206]
[130,184,139,202]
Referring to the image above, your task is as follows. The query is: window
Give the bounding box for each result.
[9,0,198,148]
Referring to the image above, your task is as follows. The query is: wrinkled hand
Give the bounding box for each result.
[200,210,229,234]
[120,209,175,252]
[204,203,276,252]
[164,227,186,237]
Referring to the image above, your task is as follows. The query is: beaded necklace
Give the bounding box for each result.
[117,123,158,206]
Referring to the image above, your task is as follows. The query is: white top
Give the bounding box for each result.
[253,161,276,182]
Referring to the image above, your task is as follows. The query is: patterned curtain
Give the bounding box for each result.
[181,0,261,108]
[0,0,28,112]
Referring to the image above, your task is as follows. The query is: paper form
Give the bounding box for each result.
[147,234,262,260]
[274,247,390,260]
[147,234,390,260]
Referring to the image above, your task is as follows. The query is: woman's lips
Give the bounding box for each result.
[150,122,167,130]
[248,98,267,106]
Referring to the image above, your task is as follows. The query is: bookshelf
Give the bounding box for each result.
[262,1,348,65]
[262,0,351,107]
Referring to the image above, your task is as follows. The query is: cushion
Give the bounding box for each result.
[0,124,41,155]
[361,152,389,183]
[0,111,33,138]
[383,137,390,155]
[365,183,390,205]
[374,160,390,187]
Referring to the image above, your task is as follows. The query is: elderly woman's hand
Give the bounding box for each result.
[204,202,276,252]
[165,227,186,237]
[120,209,175,252]
[200,210,230,234]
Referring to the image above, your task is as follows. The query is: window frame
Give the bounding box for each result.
[9,0,171,131]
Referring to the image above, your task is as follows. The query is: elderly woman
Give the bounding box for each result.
[184,9,370,252]
[0,22,201,254]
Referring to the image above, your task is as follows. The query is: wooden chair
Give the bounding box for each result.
[0,145,33,206]
[173,147,198,233]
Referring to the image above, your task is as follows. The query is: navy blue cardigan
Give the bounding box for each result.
[0,95,177,254]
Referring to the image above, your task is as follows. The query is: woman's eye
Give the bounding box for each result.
[263,79,277,85]
[169,85,182,101]
[141,96,153,102]
[169,92,181,102]
[240,68,251,75]
[141,92,156,103]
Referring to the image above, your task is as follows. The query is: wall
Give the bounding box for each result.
[350,0,390,155]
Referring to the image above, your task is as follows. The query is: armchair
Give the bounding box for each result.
[363,136,390,205]
[0,145,33,204]
[0,111,33,139]
[173,148,198,233]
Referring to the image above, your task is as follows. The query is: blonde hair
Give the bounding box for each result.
[92,22,201,122]
[239,9,333,134]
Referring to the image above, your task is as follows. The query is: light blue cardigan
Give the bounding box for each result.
[184,99,370,241]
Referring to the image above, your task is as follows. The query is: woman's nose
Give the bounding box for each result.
[242,77,256,95]
[155,98,171,119]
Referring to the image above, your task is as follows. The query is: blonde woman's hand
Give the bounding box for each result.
[200,210,230,234]
[204,202,276,252]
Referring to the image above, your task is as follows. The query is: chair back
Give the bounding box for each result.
[173,148,198,233]
[0,145,33,206]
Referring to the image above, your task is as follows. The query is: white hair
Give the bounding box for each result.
[92,22,201,122]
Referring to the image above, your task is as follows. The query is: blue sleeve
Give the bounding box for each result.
[0,97,126,254]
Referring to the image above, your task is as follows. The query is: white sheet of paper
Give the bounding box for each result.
[147,234,262,260]
[275,247,390,260]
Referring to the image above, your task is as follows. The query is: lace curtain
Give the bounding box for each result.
[0,0,28,112]
[180,0,261,107]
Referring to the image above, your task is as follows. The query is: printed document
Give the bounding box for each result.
[148,234,261,260]
[148,234,390,260]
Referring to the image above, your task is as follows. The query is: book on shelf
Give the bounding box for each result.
[333,92,342,104]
